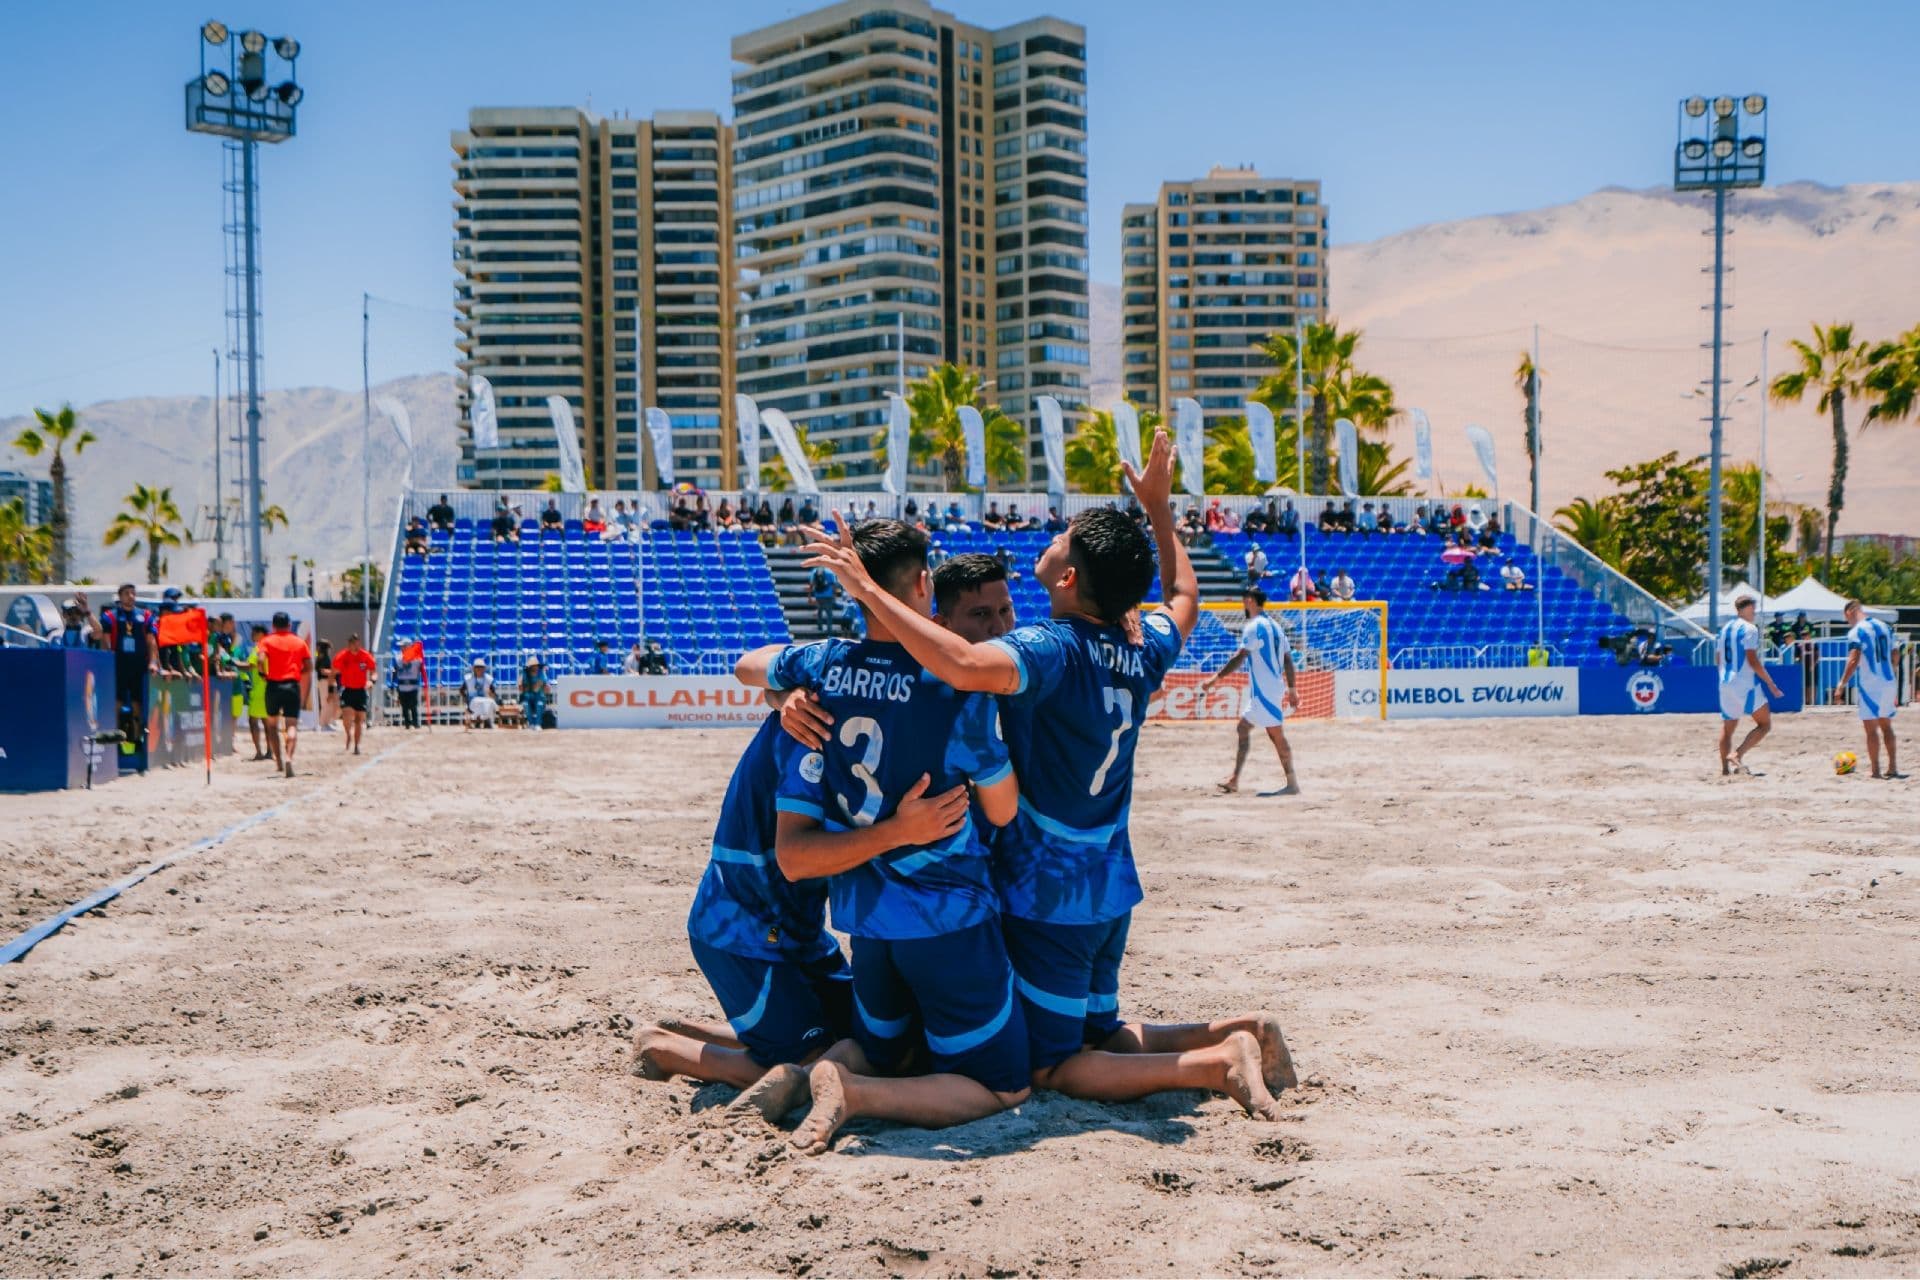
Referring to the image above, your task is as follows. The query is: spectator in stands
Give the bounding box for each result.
[1289,564,1316,602]
[1445,503,1465,533]
[904,497,920,522]
[1467,504,1489,535]
[1242,505,1267,534]
[390,643,423,730]
[942,501,967,532]
[583,498,608,534]
[1377,506,1398,534]
[404,516,430,556]
[1329,567,1357,601]
[809,566,837,634]
[1244,541,1269,588]
[539,498,564,534]
[992,545,1023,581]
[461,660,499,731]
[519,659,551,731]
[1411,503,1430,533]
[426,494,456,532]
[1476,520,1500,550]
[982,501,1004,529]
[591,638,615,675]
[861,499,879,523]
[692,494,713,532]
[1205,499,1228,534]
[669,492,694,531]
[1427,504,1450,535]
[1124,498,1146,528]
[637,639,670,675]
[1043,506,1066,533]
[839,591,864,638]
[753,497,776,542]
[797,495,819,527]
[1319,500,1340,532]
[1357,503,1379,534]
[1500,560,1532,591]
[928,542,950,569]
[712,497,738,531]
[1179,503,1203,546]
[1276,499,1299,537]
[610,499,638,542]
[314,638,338,731]
[491,498,519,543]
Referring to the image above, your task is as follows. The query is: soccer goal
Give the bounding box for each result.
[1161,601,1388,721]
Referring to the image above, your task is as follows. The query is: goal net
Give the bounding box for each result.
[1152,601,1388,722]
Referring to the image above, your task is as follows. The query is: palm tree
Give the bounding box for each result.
[12,403,96,582]
[1721,461,1766,577]
[1202,419,1257,494]
[1354,439,1416,497]
[1554,496,1621,567]
[1865,322,1920,428]
[1253,322,1396,495]
[760,423,846,490]
[1515,351,1541,515]
[1793,505,1825,560]
[0,497,54,585]
[873,363,1024,490]
[104,484,191,584]
[1064,404,1162,493]
[1768,322,1892,576]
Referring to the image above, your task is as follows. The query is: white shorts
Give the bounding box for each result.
[1856,673,1898,721]
[468,696,498,721]
[1241,681,1289,728]
[1718,678,1765,722]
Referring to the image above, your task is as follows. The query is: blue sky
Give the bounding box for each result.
[1,0,1913,418]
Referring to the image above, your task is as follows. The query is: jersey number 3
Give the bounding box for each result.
[836,715,885,827]
[1089,687,1133,795]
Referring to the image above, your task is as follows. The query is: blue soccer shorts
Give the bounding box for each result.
[850,919,1030,1094]
[1002,912,1132,1070]
[688,939,853,1069]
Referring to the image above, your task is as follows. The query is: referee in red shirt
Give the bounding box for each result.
[333,633,377,756]
[258,612,313,778]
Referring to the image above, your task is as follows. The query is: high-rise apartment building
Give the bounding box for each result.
[731,0,1088,484]
[453,107,736,490]
[1121,167,1327,426]
[0,469,53,526]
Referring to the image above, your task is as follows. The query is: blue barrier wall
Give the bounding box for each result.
[1578,662,1804,716]
[0,647,119,791]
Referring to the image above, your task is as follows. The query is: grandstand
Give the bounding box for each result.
[376,491,1695,701]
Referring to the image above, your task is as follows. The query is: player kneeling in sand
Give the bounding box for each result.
[1201,589,1300,796]
[1716,593,1784,775]
[1833,599,1903,780]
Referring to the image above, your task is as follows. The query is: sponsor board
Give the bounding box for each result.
[1335,667,1578,719]
[1578,662,1803,715]
[1146,671,1334,721]
[555,675,776,729]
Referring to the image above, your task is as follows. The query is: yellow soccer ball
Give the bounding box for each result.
[1834,750,1859,775]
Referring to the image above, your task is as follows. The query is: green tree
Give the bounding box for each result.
[11,403,97,582]
[0,497,54,585]
[872,363,1024,490]
[1864,323,1920,427]
[1064,404,1162,493]
[339,559,386,604]
[1252,322,1396,495]
[1553,496,1621,568]
[1202,419,1257,494]
[1768,322,1894,576]
[103,483,191,585]
[1600,452,1711,601]
[1824,541,1920,604]
[1721,462,1807,594]
[1793,505,1825,560]
[1515,351,1541,515]
[759,423,846,490]
[1353,439,1416,496]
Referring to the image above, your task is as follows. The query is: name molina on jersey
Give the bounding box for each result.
[1086,633,1146,679]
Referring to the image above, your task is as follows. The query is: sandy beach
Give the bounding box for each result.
[2,711,1917,1277]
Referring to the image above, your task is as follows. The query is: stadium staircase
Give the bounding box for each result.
[767,546,835,641]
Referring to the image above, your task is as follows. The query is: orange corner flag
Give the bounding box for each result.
[400,640,425,663]
[157,607,208,648]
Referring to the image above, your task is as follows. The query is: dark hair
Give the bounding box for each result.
[250,623,267,636]
[851,518,929,599]
[271,611,291,628]
[1846,598,1864,612]
[218,612,234,623]
[933,553,1008,614]
[1245,587,1268,608]
[1065,507,1156,623]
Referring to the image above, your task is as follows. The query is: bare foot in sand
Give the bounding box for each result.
[1265,781,1301,797]
[1218,1030,1283,1121]
[1216,778,1239,795]
[731,1063,810,1124]
[630,1027,672,1080]
[1250,1013,1299,1092]
[792,1060,850,1155]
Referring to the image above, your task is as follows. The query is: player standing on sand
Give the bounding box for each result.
[1833,599,1903,779]
[1716,593,1784,776]
[258,612,312,778]
[1200,588,1301,796]
[333,634,377,756]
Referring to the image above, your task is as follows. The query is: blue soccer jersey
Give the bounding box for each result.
[685,707,839,964]
[986,610,1184,925]
[775,640,1011,942]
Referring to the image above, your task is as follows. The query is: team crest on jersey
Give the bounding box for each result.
[800,751,825,784]
[1626,670,1663,712]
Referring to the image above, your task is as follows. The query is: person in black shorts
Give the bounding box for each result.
[96,583,158,766]
[257,611,313,777]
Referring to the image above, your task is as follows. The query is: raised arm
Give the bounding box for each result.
[1122,430,1201,638]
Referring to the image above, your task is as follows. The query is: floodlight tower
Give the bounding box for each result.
[1674,93,1766,632]
[185,21,302,596]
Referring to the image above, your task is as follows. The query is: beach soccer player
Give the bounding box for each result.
[736,520,1029,1155]
[1200,588,1301,796]
[803,432,1293,1121]
[258,611,312,778]
[1834,599,1902,779]
[1717,592,1784,776]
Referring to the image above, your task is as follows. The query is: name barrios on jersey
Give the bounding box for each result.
[820,662,917,703]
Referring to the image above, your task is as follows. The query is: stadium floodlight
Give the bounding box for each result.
[184,21,304,595]
[1674,91,1767,632]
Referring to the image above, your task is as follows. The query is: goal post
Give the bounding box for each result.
[1153,600,1388,722]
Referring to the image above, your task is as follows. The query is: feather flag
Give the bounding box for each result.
[546,395,586,492]
[1246,402,1277,487]
[734,394,762,489]
[760,407,817,492]
[1409,408,1433,481]
[469,376,498,451]
[642,407,675,489]
[1037,396,1067,494]
[1335,417,1359,497]
[1113,401,1144,477]
[1173,398,1205,496]
[883,394,910,496]
[1464,423,1499,495]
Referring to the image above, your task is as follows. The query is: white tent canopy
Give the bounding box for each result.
[1680,581,1764,624]
[1681,577,1895,624]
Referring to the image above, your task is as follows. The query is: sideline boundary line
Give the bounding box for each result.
[1,744,407,965]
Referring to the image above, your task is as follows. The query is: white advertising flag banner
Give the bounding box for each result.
[643,406,675,489]
[1173,397,1205,496]
[1112,401,1144,476]
[1246,402,1277,487]
[733,394,762,491]
[760,406,817,493]
[1465,423,1499,494]
[556,675,777,729]
[958,405,987,490]
[469,376,498,451]
[374,395,414,486]
[546,395,586,492]
[883,394,910,496]
[1335,417,1359,497]
[1037,395,1067,494]
[1410,407,1433,481]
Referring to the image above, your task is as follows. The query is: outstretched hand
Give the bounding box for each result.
[801,511,879,603]
[1121,427,1175,511]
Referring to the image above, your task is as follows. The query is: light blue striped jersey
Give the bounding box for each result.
[1717,619,1761,685]
[1848,616,1896,683]
[1239,612,1292,718]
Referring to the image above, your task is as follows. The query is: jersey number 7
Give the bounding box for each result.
[1089,687,1133,795]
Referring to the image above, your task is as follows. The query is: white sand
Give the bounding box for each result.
[2,712,1917,1276]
